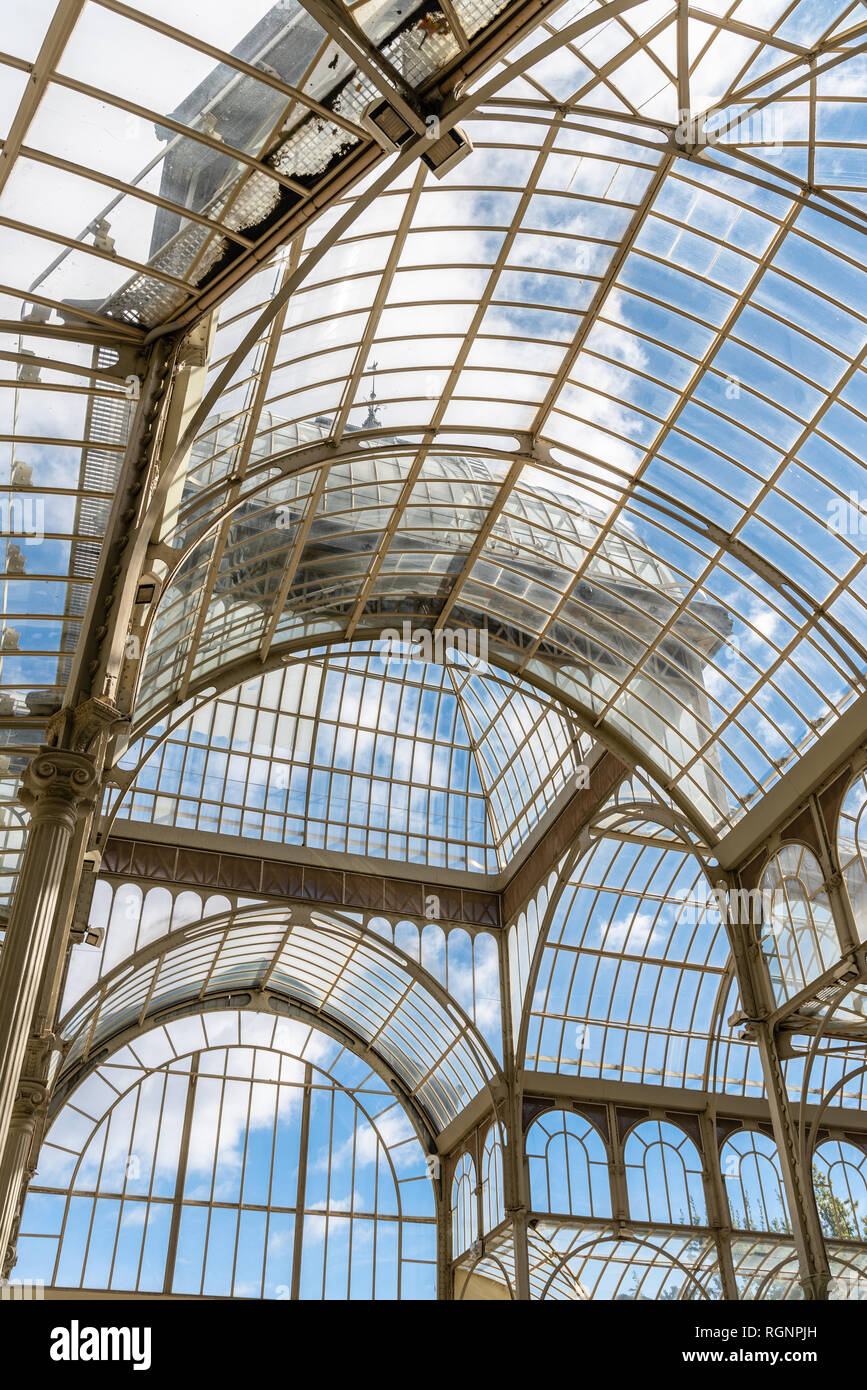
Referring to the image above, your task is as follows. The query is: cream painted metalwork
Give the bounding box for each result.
[2,0,867,1304]
[17,1012,438,1298]
[124,1,867,841]
[108,645,590,873]
[56,902,502,1132]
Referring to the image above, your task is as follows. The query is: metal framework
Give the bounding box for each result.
[0,0,866,1301]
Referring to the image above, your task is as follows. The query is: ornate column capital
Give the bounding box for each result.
[45,696,129,754]
[10,1078,48,1124]
[18,750,101,825]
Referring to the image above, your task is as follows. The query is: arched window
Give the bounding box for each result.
[720,1130,789,1233]
[813,1139,867,1241]
[481,1124,505,1233]
[527,1110,611,1217]
[15,1011,436,1299]
[839,771,867,937]
[451,1152,478,1256]
[624,1120,707,1226]
[761,845,839,1002]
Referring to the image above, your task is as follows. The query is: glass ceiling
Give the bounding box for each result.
[523,829,730,1088]
[4,0,867,1310]
[109,644,590,873]
[0,326,136,911]
[1,0,867,867]
[58,902,500,1132]
[110,0,867,852]
[0,0,508,329]
[20,1011,439,1299]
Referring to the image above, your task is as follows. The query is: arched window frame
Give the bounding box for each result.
[624,1119,708,1227]
[526,1108,612,1219]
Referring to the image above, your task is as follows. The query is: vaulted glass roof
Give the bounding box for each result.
[110,644,590,872]
[21,1011,439,1299]
[0,0,511,330]
[1,0,865,859]
[76,0,856,852]
[523,831,730,1087]
[4,0,867,1308]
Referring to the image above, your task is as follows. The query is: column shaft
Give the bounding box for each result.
[722,874,830,1299]
[0,751,98,1264]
